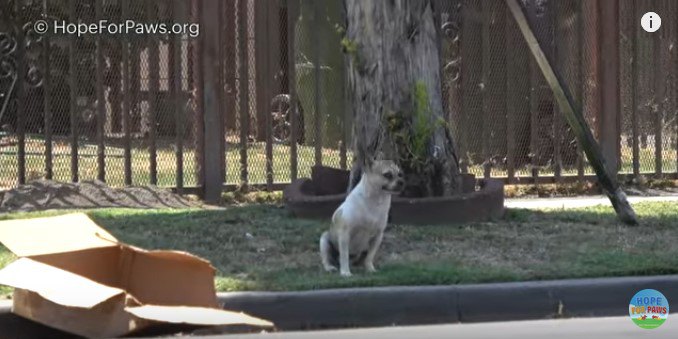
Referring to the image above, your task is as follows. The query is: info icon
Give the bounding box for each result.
[641,12,661,33]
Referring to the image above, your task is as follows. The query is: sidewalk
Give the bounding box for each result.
[3,275,677,336]
[198,317,677,339]
[505,195,678,210]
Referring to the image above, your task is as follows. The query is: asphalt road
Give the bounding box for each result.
[201,317,677,339]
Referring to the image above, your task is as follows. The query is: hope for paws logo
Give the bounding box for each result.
[629,289,669,329]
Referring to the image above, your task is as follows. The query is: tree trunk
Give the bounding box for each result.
[345,0,461,197]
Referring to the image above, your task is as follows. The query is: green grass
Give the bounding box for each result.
[0,250,13,298]
[631,318,666,329]
[1,201,678,298]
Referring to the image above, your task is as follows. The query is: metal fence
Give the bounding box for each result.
[0,0,677,198]
[442,0,677,184]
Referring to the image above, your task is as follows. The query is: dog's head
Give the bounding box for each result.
[363,157,405,194]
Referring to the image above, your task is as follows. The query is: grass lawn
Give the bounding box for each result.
[631,318,666,329]
[1,201,678,298]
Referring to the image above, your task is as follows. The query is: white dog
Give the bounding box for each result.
[319,158,404,277]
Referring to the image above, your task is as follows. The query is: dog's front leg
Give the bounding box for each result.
[363,231,384,273]
[338,230,352,277]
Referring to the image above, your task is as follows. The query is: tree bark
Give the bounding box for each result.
[345,0,461,197]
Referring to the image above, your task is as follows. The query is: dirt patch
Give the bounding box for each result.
[0,180,201,213]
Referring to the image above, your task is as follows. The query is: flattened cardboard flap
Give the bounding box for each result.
[0,213,118,257]
[125,305,274,327]
[123,247,219,307]
[0,258,125,308]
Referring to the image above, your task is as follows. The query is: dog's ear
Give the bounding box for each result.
[366,150,387,170]
[364,154,375,171]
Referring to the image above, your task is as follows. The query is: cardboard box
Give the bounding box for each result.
[0,213,273,338]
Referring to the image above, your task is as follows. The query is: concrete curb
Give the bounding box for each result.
[219,275,678,330]
[1,275,677,337]
[0,300,78,339]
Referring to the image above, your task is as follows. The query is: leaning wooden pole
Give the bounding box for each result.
[506,0,638,225]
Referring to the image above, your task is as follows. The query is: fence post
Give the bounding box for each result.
[312,0,322,166]
[147,0,159,185]
[43,0,53,181]
[192,0,205,192]
[95,0,106,183]
[172,0,187,191]
[288,0,299,180]
[264,0,275,191]
[201,0,225,203]
[16,7,26,185]
[598,0,621,177]
[69,0,79,183]
[238,0,251,190]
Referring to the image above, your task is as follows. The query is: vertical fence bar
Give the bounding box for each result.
[312,0,322,166]
[340,57,348,172]
[254,0,264,145]
[223,1,236,184]
[201,0,225,202]
[239,0,250,189]
[526,0,556,182]
[505,5,517,184]
[148,0,158,185]
[576,0,585,182]
[95,0,106,182]
[435,0,447,121]
[666,0,678,175]
[265,1,274,191]
[121,0,131,185]
[529,60,540,184]
[42,0,53,180]
[219,0,228,183]
[172,0,186,191]
[288,0,299,180]
[16,4,26,185]
[339,0,348,170]
[552,1,562,182]
[254,0,267,143]
[653,15,664,175]
[581,0,601,179]
[481,1,491,179]
[192,0,206,192]
[68,0,78,183]
[599,0,621,178]
[460,0,479,175]
[446,0,463,171]
[523,0,551,186]
[631,0,640,177]
[675,1,678,177]
[130,27,140,182]
[224,0,237,131]
[192,0,203,190]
